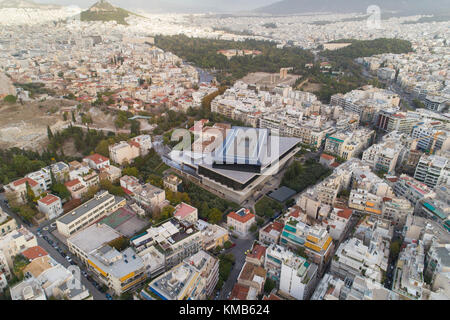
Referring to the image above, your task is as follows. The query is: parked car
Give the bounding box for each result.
[106,293,113,300]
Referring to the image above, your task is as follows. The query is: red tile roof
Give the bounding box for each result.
[321,154,335,161]
[247,244,266,260]
[174,202,197,219]
[65,179,81,188]
[337,208,353,219]
[330,162,340,168]
[230,284,249,300]
[263,221,284,234]
[38,194,60,206]
[227,209,255,224]
[22,246,48,260]
[84,153,109,165]
[12,177,38,187]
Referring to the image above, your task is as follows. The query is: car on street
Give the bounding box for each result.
[65,256,72,263]
[50,223,57,228]
[82,271,88,277]
[106,293,113,300]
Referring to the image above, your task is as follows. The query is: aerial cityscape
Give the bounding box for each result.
[0,0,449,305]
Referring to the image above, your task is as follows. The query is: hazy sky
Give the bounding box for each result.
[34,0,278,12]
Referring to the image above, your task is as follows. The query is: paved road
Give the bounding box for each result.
[218,235,255,300]
[0,194,106,300]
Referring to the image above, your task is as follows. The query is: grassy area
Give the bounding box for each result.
[281,159,332,193]
[182,180,239,221]
[255,196,283,218]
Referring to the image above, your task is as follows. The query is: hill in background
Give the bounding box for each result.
[80,0,137,25]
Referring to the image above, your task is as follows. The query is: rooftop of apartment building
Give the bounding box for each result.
[89,246,143,280]
[68,223,121,254]
[57,191,121,225]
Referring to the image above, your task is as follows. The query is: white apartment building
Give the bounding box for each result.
[56,191,126,237]
[414,154,449,189]
[109,141,140,166]
[37,194,63,220]
[0,227,37,278]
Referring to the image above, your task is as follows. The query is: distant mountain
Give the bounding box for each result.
[256,0,450,15]
[80,0,138,25]
[0,0,61,9]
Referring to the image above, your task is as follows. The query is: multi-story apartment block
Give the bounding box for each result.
[362,140,403,174]
[331,236,389,284]
[392,241,426,300]
[280,216,334,271]
[56,191,125,237]
[414,154,449,189]
[147,250,219,300]
[259,220,284,245]
[87,246,147,296]
[109,141,140,166]
[393,174,436,206]
[196,219,229,251]
[5,177,43,205]
[131,218,202,271]
[130,135,152,156]
[163,174,182,193]
[381,197,414,227]
[173,202,198,225]
[0,208,17,237]
[0,227,37,278]
[324,128,375,160]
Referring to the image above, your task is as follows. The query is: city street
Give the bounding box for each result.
[218,235,255,300]
[0,194,106,300]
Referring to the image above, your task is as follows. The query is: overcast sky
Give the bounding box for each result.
[34,0,278,12]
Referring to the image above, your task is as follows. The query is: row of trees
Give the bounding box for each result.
[281,159,332,193]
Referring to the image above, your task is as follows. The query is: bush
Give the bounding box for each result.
[3,95,17,104]
[255,196,283,218]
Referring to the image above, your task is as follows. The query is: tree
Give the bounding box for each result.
[25,181,36,204]
[63,112,68,121]
[47,125,54,140]
[122,167,139,177]
[71,110,76,122]
[264,278,276,294]
[3,95,17,104]
[95,140,111,158]
[50,169,57,186]
[83,185,100,202]
[250,223,258,233]
[390,240,402,259]
[158,205,175,222]
[223,241,232,250]
[51,183,71,200]
[208,208,223,224]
